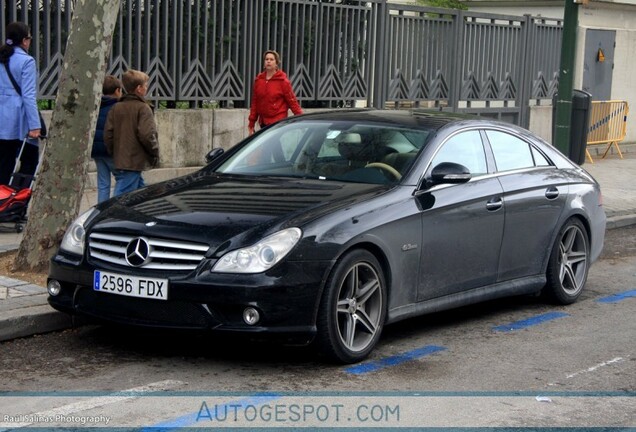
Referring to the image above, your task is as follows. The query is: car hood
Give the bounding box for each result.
[90,171,389,255]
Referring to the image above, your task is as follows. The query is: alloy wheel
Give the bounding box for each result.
[335,262,384,352]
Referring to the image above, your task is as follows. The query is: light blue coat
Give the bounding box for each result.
[0,47,40,142]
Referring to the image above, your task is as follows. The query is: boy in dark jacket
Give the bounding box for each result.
[104,69,159,196]
[91,75,122,203]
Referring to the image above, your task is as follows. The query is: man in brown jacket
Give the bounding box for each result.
[104,69,159,196]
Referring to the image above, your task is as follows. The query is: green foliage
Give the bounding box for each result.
[38,100,53,110]
[417,0,468,10]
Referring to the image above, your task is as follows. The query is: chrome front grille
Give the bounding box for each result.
[89,232,209,271]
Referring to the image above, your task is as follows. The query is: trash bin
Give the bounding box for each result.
[570,90,592,165]
[552,90,592,165]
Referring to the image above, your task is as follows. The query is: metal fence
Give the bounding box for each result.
[1,0,563,127]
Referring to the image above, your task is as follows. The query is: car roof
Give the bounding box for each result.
[287,108,485,131]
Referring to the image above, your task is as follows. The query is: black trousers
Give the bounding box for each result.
[0,139,39,186]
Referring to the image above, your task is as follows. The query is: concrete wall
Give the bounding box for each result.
[155,109,248,168]
[528,105,554,143]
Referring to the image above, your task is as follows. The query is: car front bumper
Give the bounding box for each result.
[47,252,332,345]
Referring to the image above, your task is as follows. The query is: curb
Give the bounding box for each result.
[606,214,636,230]
[0,301,74,342]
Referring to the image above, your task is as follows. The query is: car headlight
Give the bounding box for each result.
[59,208,99,256]
[212,228,302,273]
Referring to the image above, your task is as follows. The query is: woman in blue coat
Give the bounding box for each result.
[0,21,41,186]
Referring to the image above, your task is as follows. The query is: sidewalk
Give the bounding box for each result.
[1,152,635,342]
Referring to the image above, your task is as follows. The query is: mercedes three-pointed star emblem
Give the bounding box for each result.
[125,237,151,267]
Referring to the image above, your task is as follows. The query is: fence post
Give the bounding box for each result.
[518,15,533,128]
[372,0,388,109]
[449,10,465,113]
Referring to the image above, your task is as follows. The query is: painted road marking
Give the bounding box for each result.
[492,311,569,332]
[0,380,184,430]
[565,357,624,379]
[597,289,636,303]
[344,345,447,375]
[548,357,626,386]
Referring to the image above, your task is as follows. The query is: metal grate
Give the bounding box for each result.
[89,232,209,271]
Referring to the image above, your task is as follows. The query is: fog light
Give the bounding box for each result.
[47,280,62,296]
[243,307,260,325]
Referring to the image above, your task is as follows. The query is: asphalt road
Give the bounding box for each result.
[0,226,634,429]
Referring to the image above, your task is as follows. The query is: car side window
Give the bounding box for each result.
[531,146,551,166]
[486,130,537,171]
[430,130,487,175]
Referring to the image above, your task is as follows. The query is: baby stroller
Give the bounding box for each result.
[0,136,44,233]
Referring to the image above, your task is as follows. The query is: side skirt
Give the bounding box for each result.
[386,275,546,325]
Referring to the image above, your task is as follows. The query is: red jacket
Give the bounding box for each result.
[249,70,302,129]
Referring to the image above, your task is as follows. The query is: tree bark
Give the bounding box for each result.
[14,0,121,272]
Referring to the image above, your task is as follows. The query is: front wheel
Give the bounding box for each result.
[316,250,387,363]
[545,218,590,304]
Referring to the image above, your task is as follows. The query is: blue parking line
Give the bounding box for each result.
[492,311,569,332]
[344,345,447,375]
[597,289,636,303]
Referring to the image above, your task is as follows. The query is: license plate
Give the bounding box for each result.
[94,270,168,300]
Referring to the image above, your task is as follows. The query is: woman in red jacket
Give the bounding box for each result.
[248,50,303,135]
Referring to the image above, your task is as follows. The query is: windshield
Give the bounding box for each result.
[216,120,430,184]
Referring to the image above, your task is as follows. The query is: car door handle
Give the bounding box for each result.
[486,197,503,211]
[545,187,560,200]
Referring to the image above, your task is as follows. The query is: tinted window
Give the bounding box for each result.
[216,121,430,184]
[532,146,551,166]
[486,130,536,171]
[431,130,487,175]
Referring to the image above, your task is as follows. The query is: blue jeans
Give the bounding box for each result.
[112,169,145,197]
[94,157,115,203]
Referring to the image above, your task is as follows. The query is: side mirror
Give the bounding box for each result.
[428,162,471,186]
[205,148,224,164]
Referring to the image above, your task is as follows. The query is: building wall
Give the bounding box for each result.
[576,2,636,143]
[464,0,636,144]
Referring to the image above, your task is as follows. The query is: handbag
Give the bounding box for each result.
[2,61,47,137]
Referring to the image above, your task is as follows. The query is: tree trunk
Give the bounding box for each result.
[13,0,120,272]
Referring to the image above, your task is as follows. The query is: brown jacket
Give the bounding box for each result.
[104,94,159,171]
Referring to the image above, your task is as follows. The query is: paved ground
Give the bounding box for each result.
[1,148,635,342]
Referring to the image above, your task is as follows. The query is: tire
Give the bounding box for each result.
[545,218,590,304]
[316,249,387,363]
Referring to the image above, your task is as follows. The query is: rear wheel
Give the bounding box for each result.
[316,250,387,363]
[545,218,590,304]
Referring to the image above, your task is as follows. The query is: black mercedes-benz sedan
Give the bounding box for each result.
[47,109,606,363]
